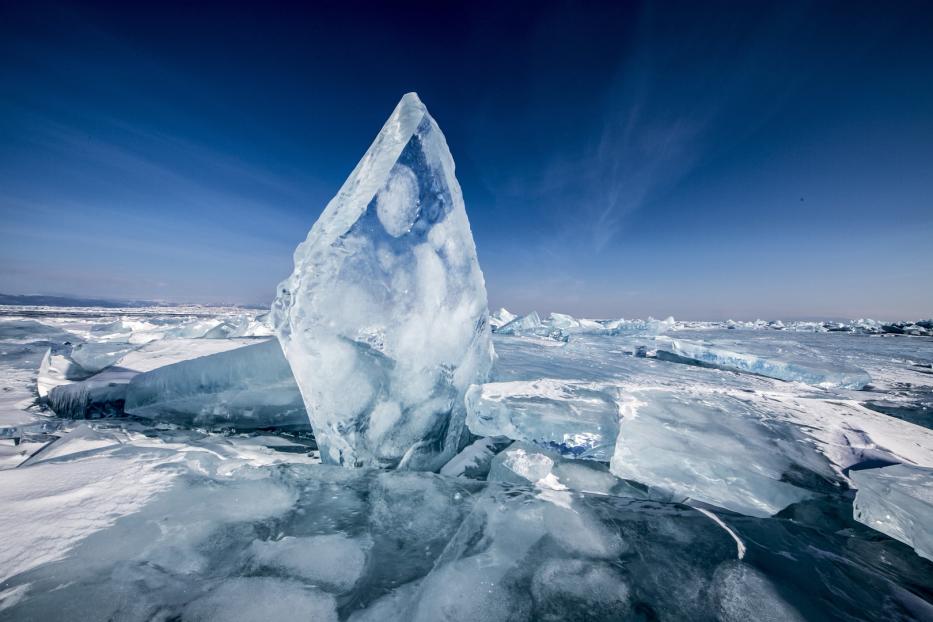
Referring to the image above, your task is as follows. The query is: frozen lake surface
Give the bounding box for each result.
[1,305,932,621]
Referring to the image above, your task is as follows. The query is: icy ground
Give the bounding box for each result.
[1,306,932,620]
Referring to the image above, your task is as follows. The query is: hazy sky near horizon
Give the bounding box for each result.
[1,1,932,319]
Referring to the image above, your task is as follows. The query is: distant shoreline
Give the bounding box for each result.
[0,293,266,310]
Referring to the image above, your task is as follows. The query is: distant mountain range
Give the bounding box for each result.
[0,293,265,309]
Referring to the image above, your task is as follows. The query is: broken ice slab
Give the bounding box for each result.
[124,338,309,431]
[465,379,621,460]
[851,463,933,561]
[655,335,871,389]
[46,338,258,418]
[610,389,836,517]
[488,441,652,498]
[272,93,494,470]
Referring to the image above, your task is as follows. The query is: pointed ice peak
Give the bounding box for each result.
[293,92,449,255]
[396,91,426,116]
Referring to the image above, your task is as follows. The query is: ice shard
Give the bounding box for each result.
[851,463,933,561]
[488,307,517,331]
[272,93,494,470]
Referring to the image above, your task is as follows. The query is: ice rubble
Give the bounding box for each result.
[465,379,621,460]
[493,311,675,340]
[852,463,933,561]
[655,335,871,388]
[124,339,308,430]
[481,330,933,519]
[272,92,493,470]
[2,451,927,621]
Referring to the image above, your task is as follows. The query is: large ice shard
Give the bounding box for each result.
[465,379,622,460]
[851,463,933,561]
[272,93,494,469]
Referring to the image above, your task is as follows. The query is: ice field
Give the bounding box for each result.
[1,93,931,620]
[1,305,932,621]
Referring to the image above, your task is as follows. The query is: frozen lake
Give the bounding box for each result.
[0,305,931,621]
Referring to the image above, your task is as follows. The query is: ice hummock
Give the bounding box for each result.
[272,92,494,470]
[124,339,309,431]
[655,335,871,389]
[465,379,621,460]
[45,339,257,418]
[851,463,933,561]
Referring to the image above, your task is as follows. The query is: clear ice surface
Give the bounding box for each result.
[852,463,933,561]
[609,389,832,517]
[465,379,621,460]
[272,93,493,469]
[124,338,309,430]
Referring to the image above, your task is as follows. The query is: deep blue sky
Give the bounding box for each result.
[1,1,931,319]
